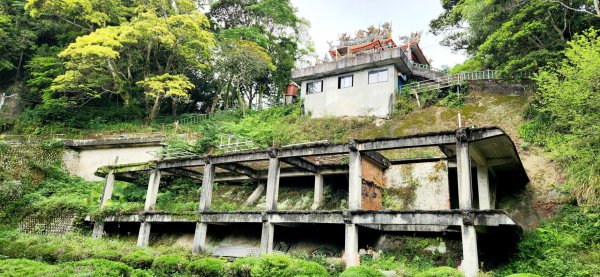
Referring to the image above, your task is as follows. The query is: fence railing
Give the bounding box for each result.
[217,134,258,153]
[405,70,499,94]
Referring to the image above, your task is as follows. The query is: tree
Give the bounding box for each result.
[431,0,600,76]
[136,73,194,121]
[530,28,600,205]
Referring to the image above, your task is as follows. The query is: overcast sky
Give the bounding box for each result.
[290,0,467,68]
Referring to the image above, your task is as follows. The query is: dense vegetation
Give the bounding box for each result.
[1,0,599,276]
[0,0,311,131]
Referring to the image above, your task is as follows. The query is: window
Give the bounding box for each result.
[306,80,323,94]
[368,69,389,84]
[338,75,353,89]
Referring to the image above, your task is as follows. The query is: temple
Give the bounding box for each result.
[89,127,527,277]
[292,23,444,118]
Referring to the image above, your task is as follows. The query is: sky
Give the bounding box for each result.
[290,0,467,68]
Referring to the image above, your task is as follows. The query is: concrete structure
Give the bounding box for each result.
[62,138,163,181]
[89,127,529,277]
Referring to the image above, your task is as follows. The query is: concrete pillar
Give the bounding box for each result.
[348,150,362,210]
[456,135,472,209]
[344,224,359,267]
[311,172,324,210]
[143,169,161,211]
[456,129,479,276]
[92,222,104,239]
[260,222,274,254]
[460,225,479,277]
[477,166,491,209]
[92,171,115,239]
[99,171,115,208]
[137,222,151,247]
[192,222,208,254]
[265,155,280,211]
[199,163,215,211]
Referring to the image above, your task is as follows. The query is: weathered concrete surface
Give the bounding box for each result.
[467,80,530,96]
[300,65,398,118]
[292,47,411,82]
[64,142,161,181]
[384,162,450,210]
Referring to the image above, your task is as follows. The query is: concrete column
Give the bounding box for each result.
[456,129,479,276]
[192,222,208,254]
[92,171,115,239]
[456,136,472,209]
[92,222,104,239]
[311,172,324,210]
[199,163,215,211]
[460,225,479,277]
[265,155,280,211]
[99,171,115,208]
[344,224,359,267]
[143,169,161,211]
[260,222,274,254]
[477,166,491,209]
[348,150,362,210]
[137,222,151,247]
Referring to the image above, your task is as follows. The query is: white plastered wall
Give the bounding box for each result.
[300,65,397,118]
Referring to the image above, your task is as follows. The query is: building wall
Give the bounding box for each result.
[383,161,450,210]
[300,64,397,118]
[63,145,162,181]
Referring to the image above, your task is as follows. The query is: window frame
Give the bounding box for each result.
[338,75,354,89]
[368,69,389,84]
[306,80,323,94]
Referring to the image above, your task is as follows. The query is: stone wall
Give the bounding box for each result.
[19,212,78,235]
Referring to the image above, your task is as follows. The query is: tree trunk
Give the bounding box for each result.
[236,80,246,116]
[149,95,162,121]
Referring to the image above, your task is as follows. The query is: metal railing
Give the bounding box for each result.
[217,134,258,153]
[405,70,499,94]
[410,62,445,73]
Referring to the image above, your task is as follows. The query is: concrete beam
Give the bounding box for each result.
[213,167,348,182]
[281,157,318,173]
[356,132,456,151]
[277,144,349,158]
[216,163,259,179]
[199,163,215,211]
[389,157,447,165]
[143,169,161,211]
[163,167,203,180]
[362,151,390,169]
[210,152,270,164]
[156,159,205,169]
[200,212,263,223]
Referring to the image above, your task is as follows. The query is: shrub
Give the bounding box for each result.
[55,259,135,276]
[230,257,260,277]
[506,274,542,277]
[186,257,226,277]
[415,266,464,277]
[0,259,57,276]
[250,254,293,277]
[284,259,329,277]
[91,248,123,261]
[121,249,156,269]
[151,254,189,276]
[339,266,386,277]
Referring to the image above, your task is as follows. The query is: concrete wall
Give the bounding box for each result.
[63,145,162,181]
[300,65,397,118]
[361,157,385,210]
[383,161,450,210]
